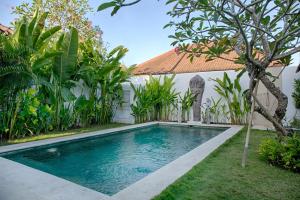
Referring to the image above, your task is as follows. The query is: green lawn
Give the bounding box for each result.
[154,129,300,200]
[2,123,128,145]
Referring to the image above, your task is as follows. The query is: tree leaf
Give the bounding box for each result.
[97,2,116,11]
[111,6,120,16]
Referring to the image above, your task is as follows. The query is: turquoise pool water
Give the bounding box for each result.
[2,124,226,195]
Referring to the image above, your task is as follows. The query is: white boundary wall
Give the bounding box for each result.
[113,66,299,128]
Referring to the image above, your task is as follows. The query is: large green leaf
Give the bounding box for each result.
[32,12,49,48]
[53,27,78,82]
[64,27,78,74]
[61,87,76,102]
[17,23,27,47]
[28,10,38,47]
[97,2,116,11]
[35,26,61,50]
[32,51,63,71]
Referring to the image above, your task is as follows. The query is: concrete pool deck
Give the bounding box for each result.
[0,122,243,200]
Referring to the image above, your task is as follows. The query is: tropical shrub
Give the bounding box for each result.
[59,105,75,131]
[74,95,94,127]
[209,98,223,123]
[290,79,300,129]
[0,9,132,140]
[211,71,249,124]
[131,75,178,123]
[130,85,150,123]
[201,98,225,124]
[179,89,195,122]
[78,43,133,125]
[49,27,78,129]
[0,11,61,139]
[259,135,300,173]
[9,89,53,139]
[292,79,300,109]
[291,118,300,129]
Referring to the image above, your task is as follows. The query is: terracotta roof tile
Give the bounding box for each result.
[0,24,13,35]
[133,47,281,75]
[133,49,184,75]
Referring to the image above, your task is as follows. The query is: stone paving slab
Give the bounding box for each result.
[0,157,110,200]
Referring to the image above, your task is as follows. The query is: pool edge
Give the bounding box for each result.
[0,157,110,200]
[112,124,243,200]
[0,122,158,154]
[0,122,243,200]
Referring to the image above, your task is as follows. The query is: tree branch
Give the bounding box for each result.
[119,0,141,7]
[273,46,300,60]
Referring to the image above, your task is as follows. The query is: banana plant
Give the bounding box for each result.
[78,43,133,125]
[131,83,151,123]
[0,10,61,138]
[13,11,60,52]
[0,10,61,83]
[211,70,249,124]
[130,74,178,123]
[161,75,178,120]
[74,95,94,127]
[209,97,222,123]
[49,27,78,129]
[180,89,195,122]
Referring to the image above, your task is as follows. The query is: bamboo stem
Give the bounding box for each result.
[242,80,259,168]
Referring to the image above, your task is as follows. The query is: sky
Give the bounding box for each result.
[0,0,299,66]
[0,0,175,66]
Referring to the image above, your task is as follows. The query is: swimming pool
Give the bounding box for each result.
[1,124,227,196]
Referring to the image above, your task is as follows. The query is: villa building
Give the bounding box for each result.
[114,47,299,128]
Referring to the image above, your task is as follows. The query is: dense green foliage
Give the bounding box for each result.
[259,135,300,173]
[3,123,126,145]
[0,10,131,140]
[13,88,53,137]
[211,71,249,124]
[179,89,195,122]
[131,75,178,123]
[0,11,61,139]
[292,79,300,109]
[153,129,300,200]
[291,118,300,129]
[201,97,227,124]
[78,42,133,125]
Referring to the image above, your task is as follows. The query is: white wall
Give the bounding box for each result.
[282,66,300,124]
[112,83,135,124]
[113,66,298,127]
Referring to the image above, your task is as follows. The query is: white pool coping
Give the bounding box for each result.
[0,122,243,200]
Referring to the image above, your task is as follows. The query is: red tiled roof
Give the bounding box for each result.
[0,24,13,35]
[133,47,282,75]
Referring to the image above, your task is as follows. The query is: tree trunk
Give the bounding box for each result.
[259,74,288,122]
[246,65,288,137]
[242,80,259,167]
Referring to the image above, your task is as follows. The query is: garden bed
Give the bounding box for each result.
[0,123,128,146]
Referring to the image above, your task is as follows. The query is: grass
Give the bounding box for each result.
[153,129,300,200]
[1,123,128,145]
